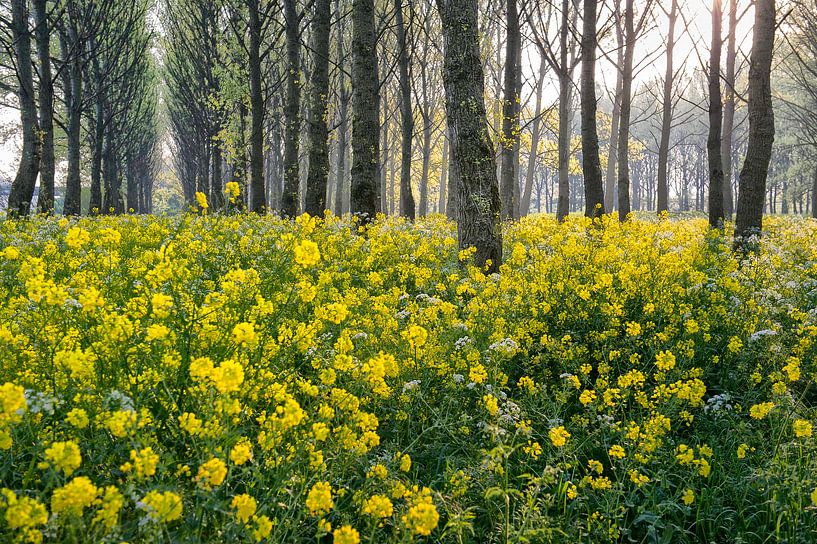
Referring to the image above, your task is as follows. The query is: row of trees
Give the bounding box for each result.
[2,1,816,269]
[0,0,158,216]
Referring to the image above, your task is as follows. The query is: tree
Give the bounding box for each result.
[281,0,302,217]
[721,0,738,217]
[499,0,520,220]
[350,0,380,220]
[657,0,678,213]
[436,0,502,272]
[394,0,415,220]
[305,0,332,217]
[7,0,41,218]
[734,0,775,244]
[580,0,604,218]
[616,0,656,221]
[707,0,725,228]
[32,0,54,214]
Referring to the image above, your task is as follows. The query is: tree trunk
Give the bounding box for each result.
[280,0,301,217]
[334,0,349,216]
[438,133,449,215]
[721,0,737,218]
[500,0,520,220]
[436,0,502,272]
[248,0,266,213]
[446,132,459,220]
[395,0,416,220]
[708,0,725,228]
[522,57,546,216]
[812,165,817,219]
[556,0,572,222]
[33,0,54,214]
[616,0,636,221]
[657,0,677,214]
[581,0,604,218]
[734,0,776,244]
[62,28,83,216]
[605,0,624,213]
[7,0,40,218]
[351,0,380,221]
[419,118,432,216]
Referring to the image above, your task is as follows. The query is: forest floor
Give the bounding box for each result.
[1,213,816,543]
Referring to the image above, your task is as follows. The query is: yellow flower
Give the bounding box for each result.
[793,419,812,438]
[549,426,570,448]
[253,514,273,541]
[655,351,676,372]
[625,322,641,336]
[230,440,254,465]
[51,476,99,516]
[483,394,499,416]
[681,488,695,506]
[737,443,749,459]
[608,445,626,459]
[195,192,209,210]
[399,453,412,473]
[403,325,428,349]
[0,382,26,421]
[469,363,488,384]
[333,525,360,544]
[1,489,48,532]
[579,389,596,405]
[812,488,817,507]
[232,323,257,346]
[403,501,439,536]
[127,447,160,479]
[93,486,124,530]
[362,494,393,518]
[306,481,333,516]
[231,494,257,523]
[225,181,241,203]
[293,240,321,267]
[44,440,82,476]
[141,490,183,523]
[195,458,227,489]
[749,402,775,420]
[65,227,90,249]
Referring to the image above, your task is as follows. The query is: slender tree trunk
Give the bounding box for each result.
[734,0,776,244]
[500,0,520,220]
[522,57,546,216]
[248,0,266,213]
[32,0,54,214]
[419,118,432,216]
[334,0,349,216]
[446,132,459,220]
[280,0,301,217]
[556,0,572,222]
[351,0,380,221]
[657,0,677,213]
[395,0,416,220]
[721,0,737,218]
[7,0,41,218]
[708,0,725,228]
[581,0,604,218]
[438,133,449,215]
[605,0,624,212]
[61,28,82,216]
[616,0,636,221]
[436,0,502,272]
[812,165,817,219]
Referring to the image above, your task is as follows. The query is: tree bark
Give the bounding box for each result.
[419,117,432,216]
[7,0,41,218]
[581,0,604,218]
[734,0,775,244]
[812,165,817,219]
[616,0,636,221]
[438,133,449,214]
[657,0,677,214]
[62,26,83,216]
[280,0,301,217]
[334,0,349,216]
[708,0,725,228]
[436,0,502,272]
[351,0,380,221]
[556,0,572,222]
[522,57,546,216]
[248,0,266,213]
[500,0,520,220]
[605,0,624,213]
[395,0,416,220]
[33,0,54,214]
[721,0,737,218]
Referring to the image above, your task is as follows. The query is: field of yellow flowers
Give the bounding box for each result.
[1,212,816,543]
